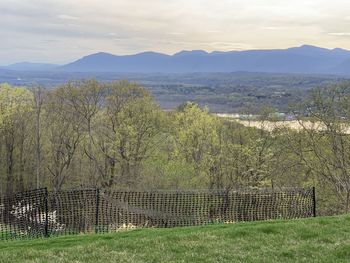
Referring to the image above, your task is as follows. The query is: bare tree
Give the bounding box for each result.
[31,85,46,188]
[57,80,105,186]
[44,86,83,193]
[292,83,350,212]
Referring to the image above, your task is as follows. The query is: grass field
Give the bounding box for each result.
[0,215,349,263]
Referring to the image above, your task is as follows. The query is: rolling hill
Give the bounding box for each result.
[0,62,59,71]
[2,45,350,75]
[57,45,350,75]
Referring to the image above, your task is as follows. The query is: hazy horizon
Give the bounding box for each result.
[1,0,350,64]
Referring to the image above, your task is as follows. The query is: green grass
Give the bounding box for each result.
[0,215,350,263]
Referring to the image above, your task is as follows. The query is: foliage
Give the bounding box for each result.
[0,80,350,215]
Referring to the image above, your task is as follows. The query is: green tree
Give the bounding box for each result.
[0,84,33,194]
[105,81,162,188]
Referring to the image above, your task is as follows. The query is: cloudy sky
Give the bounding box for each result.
[1,0,350,65]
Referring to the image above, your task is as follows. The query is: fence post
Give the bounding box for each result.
[312,187,316,217]
[44,188,49,237]
[95,188,100,233]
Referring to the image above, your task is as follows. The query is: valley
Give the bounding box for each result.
[0,71,347,113]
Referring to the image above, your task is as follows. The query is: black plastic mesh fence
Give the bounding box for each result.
[0,187,315,241]
[0,188,48,241]
[47,189,97,236]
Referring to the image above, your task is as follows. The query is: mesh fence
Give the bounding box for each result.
[0,188,48,241]
[0,187,315,240]
[47,189,97,236]
[97,188,315,231]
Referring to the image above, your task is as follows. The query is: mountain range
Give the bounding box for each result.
[2,45,350,75]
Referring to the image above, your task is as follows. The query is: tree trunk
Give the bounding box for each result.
[6,140,14,195]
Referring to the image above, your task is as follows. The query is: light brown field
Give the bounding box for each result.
[215,114,350,134]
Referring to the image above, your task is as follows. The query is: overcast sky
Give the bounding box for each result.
[1,0,350,65]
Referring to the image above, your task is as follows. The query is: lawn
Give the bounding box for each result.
[0,215,349,263]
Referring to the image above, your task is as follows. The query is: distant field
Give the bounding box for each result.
[0,215,349,263]
[234,119,350,134]
[215,114,350,133]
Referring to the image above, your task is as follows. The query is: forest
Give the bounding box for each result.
[1,71,347,113]
[0,80,350,216]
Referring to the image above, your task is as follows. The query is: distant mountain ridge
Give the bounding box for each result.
[3,45,350,75]
[0,62,59,71]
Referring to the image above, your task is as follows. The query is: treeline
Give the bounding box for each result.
[1,80,350,215]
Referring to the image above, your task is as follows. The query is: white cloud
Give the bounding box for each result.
[1,0,350,64]
[208,42,253,50]
[57,14,79,20]
[166,32,185,35]
[262,26,291,30]
[329,32,350,36]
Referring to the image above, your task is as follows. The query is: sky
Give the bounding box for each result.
[1,0,350,65]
